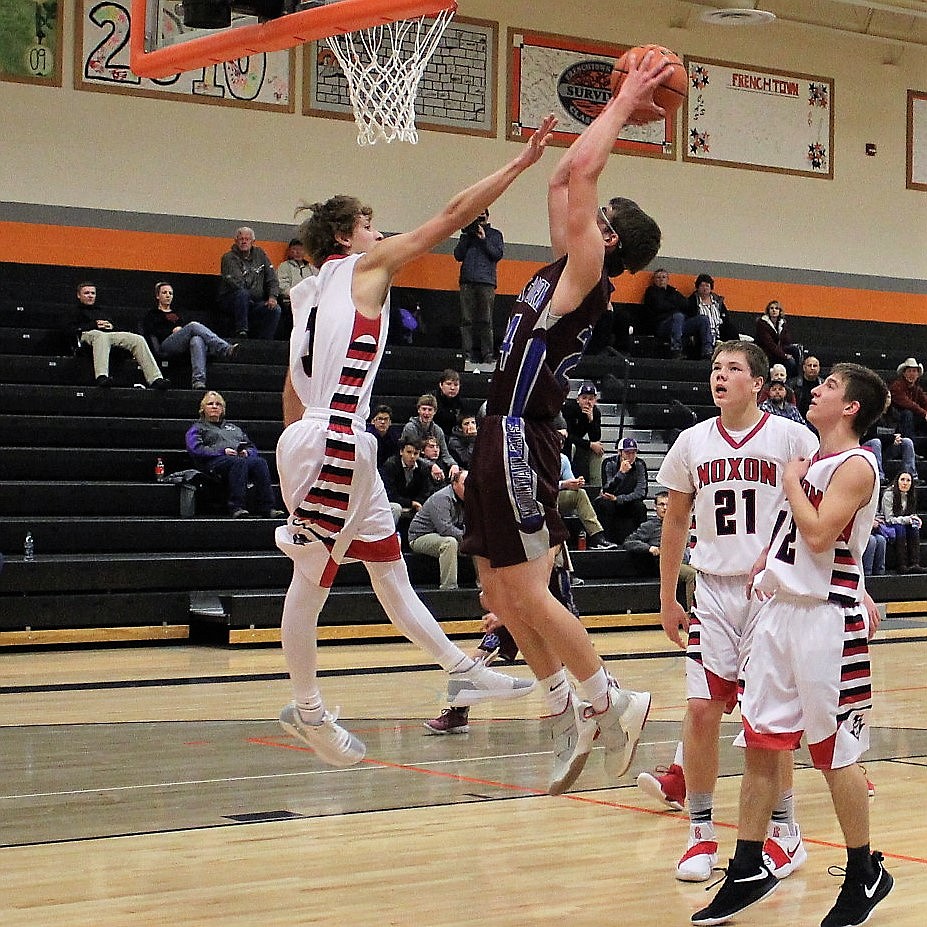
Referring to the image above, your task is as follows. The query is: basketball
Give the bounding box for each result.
[609,45,687,123]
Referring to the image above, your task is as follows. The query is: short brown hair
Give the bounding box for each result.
[711,340,769,381]
[416,393,437,410]
[830,363,889,437]
[602,197,661,275]
[295,196,373,267]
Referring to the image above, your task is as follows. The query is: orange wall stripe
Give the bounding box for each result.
[3,221,924,324]
[0,222,289,274]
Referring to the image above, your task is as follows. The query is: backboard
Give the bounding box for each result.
[130,0,456,78]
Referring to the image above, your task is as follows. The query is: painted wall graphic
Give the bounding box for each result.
[684,56,834,179]
[0,0,62,86]
[77,0,294,111]
[908,90,927,192]
[507,28,675,159]
[305,17,497,137]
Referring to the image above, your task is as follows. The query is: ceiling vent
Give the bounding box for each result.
[699,8,777,26]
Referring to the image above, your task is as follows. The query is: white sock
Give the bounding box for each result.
[673,741,684,767]
[366,558,466,671]
[578,666,610,713]
[296,693,325,725]
[281,570,329,711]
[539,669,570,715]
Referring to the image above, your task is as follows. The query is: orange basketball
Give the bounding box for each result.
[609,44,687,123]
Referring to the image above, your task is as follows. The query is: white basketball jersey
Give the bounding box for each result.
[756,448,879,604]
[657,412,819,575]
[288,252,387,423]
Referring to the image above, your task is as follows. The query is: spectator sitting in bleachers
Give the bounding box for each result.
[753,299,802,378]
[276,237,317,340]
[557,446,615,549]
[562,381,605,484]
[756,363,793,404]
[621,490,696,610]
[433,368,464,435]
[881,470,926,573]
[408,470,468,590]
[862,516,887,577]
[758,379,808,427]
[889,357,927,440]
[367,404,402,469]
[686,273,738,358]
[641,267,702,359]
[448,412,477,469]
[592,436,649,544]
[72,280,168,390]
[862,417,917,485]
[217,226,281,340]
[185,390,283,518]
[788,353,824,420]
[380,437,432,528]
[400,393,459,480]
[143,281,235,390]
[421,435,450,498]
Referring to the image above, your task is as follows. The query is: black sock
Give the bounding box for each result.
[732,839,765,872]
[846,844,873,879]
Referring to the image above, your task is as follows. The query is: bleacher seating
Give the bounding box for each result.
[2,260,925,647]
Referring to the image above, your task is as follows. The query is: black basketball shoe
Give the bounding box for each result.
[691,860,778,926]
[820,851,894,927]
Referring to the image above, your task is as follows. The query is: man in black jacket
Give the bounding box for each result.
[641,268,706,359]
[454,209,503,367]
[592,437,649,543]
[380,439,432,528]
[72,281,168,389]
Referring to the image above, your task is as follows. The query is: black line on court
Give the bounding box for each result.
[0,787,556,849]
[0,633,921,697]
[0,650,686,695]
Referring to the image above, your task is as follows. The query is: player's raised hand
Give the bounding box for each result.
[615,49,670,124]
[517,113,558,168]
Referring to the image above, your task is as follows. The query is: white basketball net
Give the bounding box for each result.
[327,8,455,146]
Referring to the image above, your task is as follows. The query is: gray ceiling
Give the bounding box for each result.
[680,0,927,49]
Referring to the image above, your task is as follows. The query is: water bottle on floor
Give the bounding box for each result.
[24,531,34,562]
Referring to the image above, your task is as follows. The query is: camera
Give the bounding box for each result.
[461,212,488,235]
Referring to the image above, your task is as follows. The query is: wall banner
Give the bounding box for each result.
[683,56,834,179]
[1,0,62,86]
[507,28,675,159]
[76,1,294,112]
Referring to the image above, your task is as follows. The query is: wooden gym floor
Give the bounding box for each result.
[1,622,926,927]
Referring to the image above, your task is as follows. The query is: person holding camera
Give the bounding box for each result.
[453,208,504,368]
[185,390,283,518]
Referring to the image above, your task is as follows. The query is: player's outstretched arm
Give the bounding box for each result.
[659,488,695,648]
[353,115,557,310]
[549,51,670,314]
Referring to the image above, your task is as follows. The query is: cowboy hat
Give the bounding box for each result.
[897,357,924,376]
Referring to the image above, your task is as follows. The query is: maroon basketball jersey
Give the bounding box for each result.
[486,256,611,421]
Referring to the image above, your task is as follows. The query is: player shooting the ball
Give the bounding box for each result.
[460,49,673,794]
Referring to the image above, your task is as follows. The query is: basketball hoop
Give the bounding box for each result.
[326,3,457,146]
